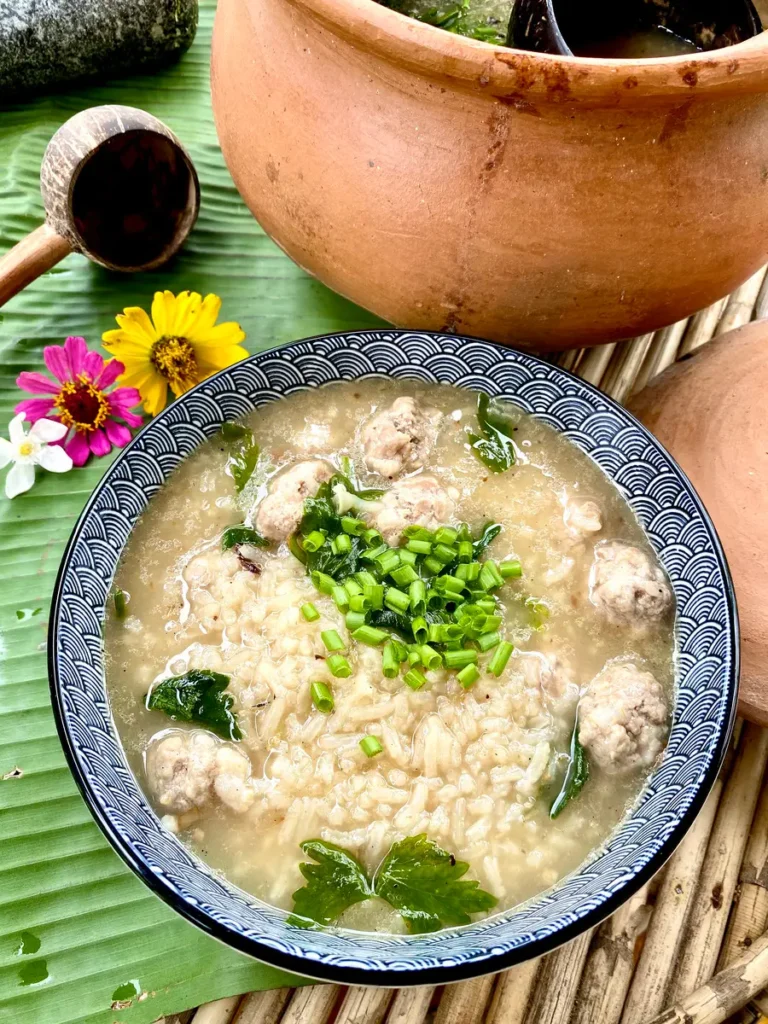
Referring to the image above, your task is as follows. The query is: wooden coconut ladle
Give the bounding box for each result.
[0,104,200,308]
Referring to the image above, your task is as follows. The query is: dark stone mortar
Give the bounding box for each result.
[0,0,198,98]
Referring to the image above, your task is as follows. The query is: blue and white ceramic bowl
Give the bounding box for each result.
[49,331,739,986]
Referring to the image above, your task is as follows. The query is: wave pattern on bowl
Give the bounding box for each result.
[50,331,737,984]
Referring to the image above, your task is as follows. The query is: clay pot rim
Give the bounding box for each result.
[263,0,768,102]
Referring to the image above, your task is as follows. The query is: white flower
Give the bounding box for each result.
[0,413,73,499]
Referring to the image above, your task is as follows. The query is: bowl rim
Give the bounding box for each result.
[251,0,768,100]
[48,330,739,986]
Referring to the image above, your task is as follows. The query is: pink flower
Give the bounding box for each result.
[15,336,142,466]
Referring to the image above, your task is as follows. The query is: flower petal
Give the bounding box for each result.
[5,461,35,499]
[188,321,246,347]
[8,412,27,445]
[104,420,132,448]
[195,344,249,376]
[65,432,91,467]
[109,403,143,428]
[88,428,111,458]
[140,377,168,416]
[64,336,88,378]
[43,345,72,384]
[106,306,158,345]
[95,358,125,389]
[109,386,142,408]
[0,438,13,469]
[150,291,173,337]
[29,417,69,443]
[190,293,223,334]
[14,398,56,422]
[37,444,73,473]
[16,370,60,396]
[83,350,105,380]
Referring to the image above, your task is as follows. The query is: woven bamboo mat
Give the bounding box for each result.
[170,266,768,1024]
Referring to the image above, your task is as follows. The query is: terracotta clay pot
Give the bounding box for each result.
[629,320,768,726]
[210,0,768,349]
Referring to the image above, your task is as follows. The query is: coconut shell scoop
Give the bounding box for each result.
[0,105,200,309]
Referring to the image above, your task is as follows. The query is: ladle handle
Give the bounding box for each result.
[0,223,73,309]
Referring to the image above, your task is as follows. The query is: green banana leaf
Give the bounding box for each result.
[0,3,384,1021]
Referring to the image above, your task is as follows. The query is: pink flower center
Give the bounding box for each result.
[55,375,109,434]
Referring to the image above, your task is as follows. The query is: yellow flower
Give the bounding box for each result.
[102,290,247,416]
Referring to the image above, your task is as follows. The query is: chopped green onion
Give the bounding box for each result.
[455,562,481,581]
[311,681,334,713]
[488,640,514,677]
[342,516,367,536]
[418,645,442,670]
[344,579,363,597]
[500,559,523,579]
[345,610,367,631]
[376,549,401,575]
[404,668,428,691]
[382,642,400,679]
[457,664,480,689]
[475,597,497,613]
[435,526,458,545]
[353,625,389,646]
[384,587,410,614]
[412,616,429,644]
[457,540,474,563]
[360,735,383,757]
[409,579,427,615]
[427,623,444,644]
[301,602,320,622]
[349,593,372,613]
[436,574,465,596]
[426,589,444,610]
[391,639,408,662]
[355,570,378,588]
[331,586,349,612]
[361,583,382,610]
[331,534,352,555]
[457,523,471,541]
[443,648,478,669]
[480,614,502,633]
[361,543,388,563]
[406,538,432,555]
[407,649,421,666]
[363,528,384,548]
[113,589,127,619]
[477,631,501,651]
[321,629,345,652]
[444,637,463,651]
[479,560,504,591]
[433,543,458,565]
[398,549,418,566]
[311,570,336,595]
[327,654,352,677]
[423,556,444,576]
[390,564,419,587]
[403,525,434,541]
[303,530,326,553]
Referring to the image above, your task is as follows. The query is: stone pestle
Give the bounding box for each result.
[0,0,198,98]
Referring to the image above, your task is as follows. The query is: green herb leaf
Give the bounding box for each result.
[301,483,340,536]
[467,393,518,474]
[373,834,497,933]
[221,526,270,550]
[222,422,260,492]
[288,840,373,928]
[472,522,502,558]
[146,669,242,741]
[550,718,590,819]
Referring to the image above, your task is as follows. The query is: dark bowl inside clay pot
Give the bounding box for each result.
[211,0,768,349]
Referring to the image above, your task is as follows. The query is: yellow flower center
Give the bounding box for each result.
[55,375,109,433]
[18,441,34,457]
[150,336,199,389]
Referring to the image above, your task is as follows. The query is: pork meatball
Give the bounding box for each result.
[255,460,334,542]
[372,475,456,545]
[362,397,440,479]
[589,541,672,628]
[579,662,668,774]
[564,499,602,539]
[146,729,254,815]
